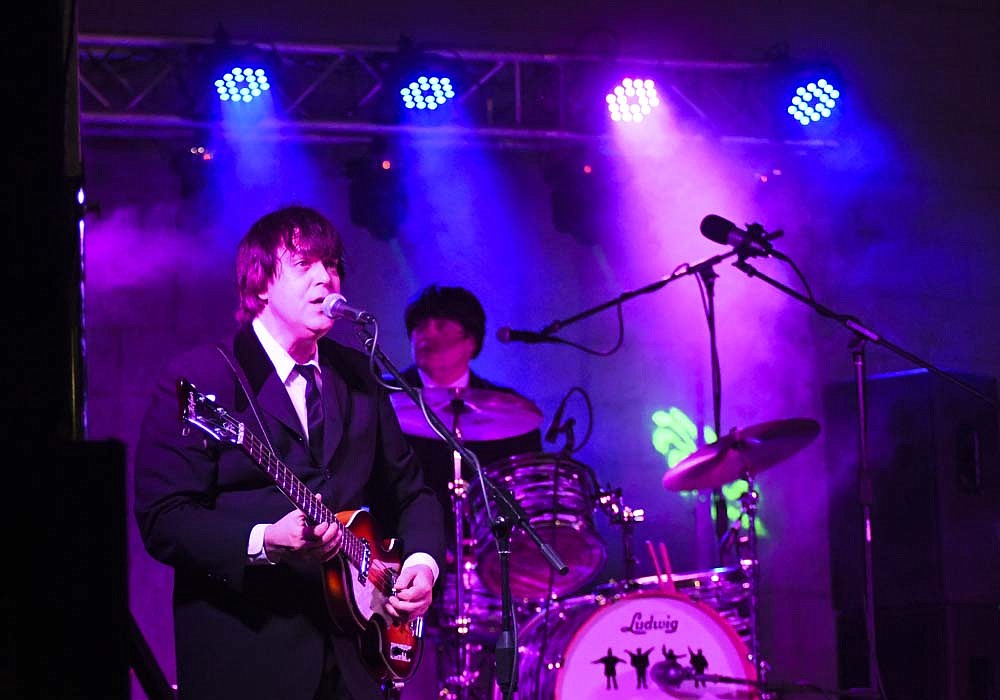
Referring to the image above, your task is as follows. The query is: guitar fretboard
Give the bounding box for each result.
[240,430,395,594]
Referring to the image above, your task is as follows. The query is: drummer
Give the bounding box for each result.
[395,285,543,699]
[399,283,543,541]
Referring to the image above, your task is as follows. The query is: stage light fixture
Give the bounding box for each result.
[214,66,271,104]
[386,36,466,124]
[769,58,846,137]
[167,138,222,199]
[545,152,615,244]
[786,77,840,126]
[606,77,660,124]
[199,24,277,115]
[345,144,407,240]
[400,75,455,111]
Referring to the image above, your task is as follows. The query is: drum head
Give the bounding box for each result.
[471,452,606,600]
[530,592,757,699]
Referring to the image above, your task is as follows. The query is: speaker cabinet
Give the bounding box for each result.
[823,369,1000,698]
[16,439,130,700]
[835,603,999,700]
[824,369,999,609]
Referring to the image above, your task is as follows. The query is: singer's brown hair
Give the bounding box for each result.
[235,205,345,322]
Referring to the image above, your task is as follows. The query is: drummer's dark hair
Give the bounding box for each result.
[404,284,486,358]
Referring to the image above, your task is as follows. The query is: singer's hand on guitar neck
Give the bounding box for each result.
[263,495,344,564]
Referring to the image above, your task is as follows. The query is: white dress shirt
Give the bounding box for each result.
[417,367,470,389]
[246,319,439,583]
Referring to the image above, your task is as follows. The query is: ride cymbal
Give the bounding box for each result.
[662,418,821,491]
[390,387,544,441]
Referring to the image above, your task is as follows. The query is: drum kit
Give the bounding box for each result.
[391,387,821,700]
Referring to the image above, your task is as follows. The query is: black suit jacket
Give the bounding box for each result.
[134,325,445,700]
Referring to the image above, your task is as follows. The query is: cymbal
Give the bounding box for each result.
[662,418,821,491]
[390,387,543,442]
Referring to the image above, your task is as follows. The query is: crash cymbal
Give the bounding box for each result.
[662,418,821,491]
[390,386,544,441]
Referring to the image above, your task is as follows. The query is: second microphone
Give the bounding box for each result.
[496,326,565,344]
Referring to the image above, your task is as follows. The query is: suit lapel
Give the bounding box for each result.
[318,342,364,468]
[233,328,368,469]
[319,367,346,467]
[232,325,307,444]
[260,374,304,440]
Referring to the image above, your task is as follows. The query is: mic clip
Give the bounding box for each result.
[745,223,771,248]
[543,419,560,444]
[546,417,577,453]
[560,418,577,452]
[737,223,783,259]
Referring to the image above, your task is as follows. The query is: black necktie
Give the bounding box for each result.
[295,364,324,463]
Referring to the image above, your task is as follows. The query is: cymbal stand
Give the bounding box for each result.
[443,401,477,700]
[357,326,567,700]
[732,253,996,698]
[721,467,769,691]
[596,486,645,592]
[743,471,766,689]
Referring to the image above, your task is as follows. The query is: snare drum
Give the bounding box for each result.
[508,591,757,699]
[469,452,606,601]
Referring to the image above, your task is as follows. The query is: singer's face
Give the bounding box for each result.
[411,318,476,381]
[258,246,341,346]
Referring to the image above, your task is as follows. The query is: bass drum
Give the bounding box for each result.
[507,591,758,699]
[603,566,754,649]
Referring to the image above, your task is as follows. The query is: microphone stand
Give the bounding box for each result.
[529,244,750,664]
[355,324,569,700]
[674,671,885,698]
[730,253,997,700]
[535,249,745,337]
[530,244,754,621]
[697,262,731,564]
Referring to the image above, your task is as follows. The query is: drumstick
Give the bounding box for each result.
[645,540,668,592]
[658,541,677,593]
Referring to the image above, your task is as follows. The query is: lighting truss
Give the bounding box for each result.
[78,33,839,150]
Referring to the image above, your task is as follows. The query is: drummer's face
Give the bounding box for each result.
[411,317,476,380]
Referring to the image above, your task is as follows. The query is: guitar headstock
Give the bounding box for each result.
[177,377,244,446]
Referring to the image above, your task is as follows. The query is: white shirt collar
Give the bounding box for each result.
[417,367,470,389]
[251,318,320,383]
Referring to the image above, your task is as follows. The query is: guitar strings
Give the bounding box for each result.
[245,431,400,595]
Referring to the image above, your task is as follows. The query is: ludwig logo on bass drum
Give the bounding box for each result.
[620,610,679,635]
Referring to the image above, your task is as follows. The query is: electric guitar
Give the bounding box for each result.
[177,377,424,682]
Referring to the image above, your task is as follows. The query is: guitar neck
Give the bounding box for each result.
[179,378,420,683]
[240,431,377,583]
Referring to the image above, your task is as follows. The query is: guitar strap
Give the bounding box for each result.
[215,344,280,459]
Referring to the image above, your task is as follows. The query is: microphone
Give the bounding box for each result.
[496,327,563,344]
[321,293,375,323]
[699,214,782,251]
[544,397,569,444]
